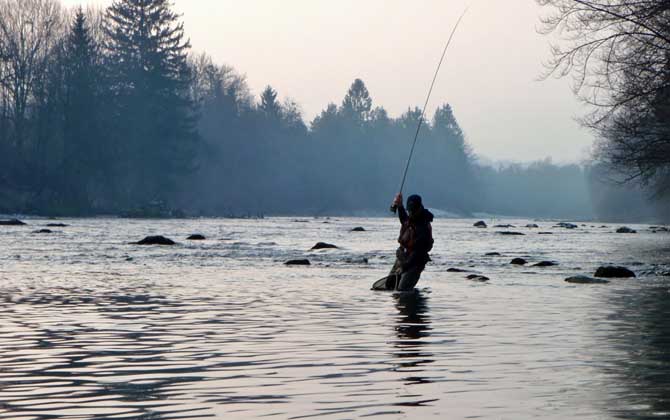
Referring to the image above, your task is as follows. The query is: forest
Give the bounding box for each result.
[0,0,666,222]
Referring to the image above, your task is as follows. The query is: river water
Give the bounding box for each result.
[0,217,668,419]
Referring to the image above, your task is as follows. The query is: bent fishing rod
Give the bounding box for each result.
[391,7,469,213]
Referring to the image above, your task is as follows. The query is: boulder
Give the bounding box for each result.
[594,265,636,278]
[556,222,578,229]
[134,235,176,246]
[616,226,637,234]
[285,259,310,266]
[350,227,366,232]
[497,231,525,236]
[311,242,338,250]
[187,234,206,240]
[533,261,558,267]
[485,252,501,256]
[473,221,487,228]
[526,223,539,228]
[511,258,527,265]
[565,275,610,284]
[467,274,490,282]
[0,218,26,226]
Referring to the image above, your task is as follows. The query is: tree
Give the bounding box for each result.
[538,0,670,194]
[0,0,64,167]
[103,0,198,205]
[61,8,103,209]
[340,78,372,124]
[259,85,281,119]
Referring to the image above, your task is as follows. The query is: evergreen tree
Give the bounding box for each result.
[61,8,101,210]
[340,78,372,125]
[259,85,281,119]
[103,0,197,206]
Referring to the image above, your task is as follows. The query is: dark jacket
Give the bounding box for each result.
[397,205,434,270]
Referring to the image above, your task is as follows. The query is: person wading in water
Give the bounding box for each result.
[387,193,434,291]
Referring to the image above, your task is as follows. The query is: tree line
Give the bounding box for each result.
[0,0,665,221]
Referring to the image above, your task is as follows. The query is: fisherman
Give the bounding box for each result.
[387,193,434,291]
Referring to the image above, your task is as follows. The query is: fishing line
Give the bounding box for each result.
[392,6,469,212]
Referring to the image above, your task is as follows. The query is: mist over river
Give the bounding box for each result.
[0,217,669,419]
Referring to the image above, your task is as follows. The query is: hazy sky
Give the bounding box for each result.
[61,0,592,163]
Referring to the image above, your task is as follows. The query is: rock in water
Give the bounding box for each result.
[448,268,471,273]
[565,275,610,284]
[345,256,368,264]
[538,232,553,235]
[285,259,310,266]
[134,235,176,246]
[485,252,501,256]
[556,222,578,229]
[497,231,525,236]
[467,274,490,282]
[311,242,338,250]
[46,223,68,227]
[474,221,487,228]
[0,219,26,226]
[533,261,558,267]
[594,266,636,278]
[33,229,53,234]
[616,226,637,234]
[526,223,539,228]
[187,234,206,240]
[350,227,366,232]
[494,224,515,228]
[511,258,528,265]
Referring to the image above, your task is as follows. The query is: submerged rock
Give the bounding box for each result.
[538,232,554,235]
[565,275,610,284]
[285,259,310,266]
[187,234,206,240]
[33,229,53,234]
[311,242,338,250]
[345,256,369,264]
[556,222,578,229]
[497,231,525,236]
[447,268,471,273]
[467,274,490,282]
[594,265,636,278]
[533,261,558,267]
[46,223,68,227]
[474,221,487,228]
[134,235,176,246]
[526,223,539,228]
[511,258,528,265]
[0,219,26,226]
[494,224,515,228]
[616,226,637,234]
[350,227,366,232]
[485,252,501,256]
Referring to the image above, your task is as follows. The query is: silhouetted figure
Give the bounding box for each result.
[387,193,434,291]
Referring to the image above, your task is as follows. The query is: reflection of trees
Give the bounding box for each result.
[605,286,670,419]
[391,291,434,385]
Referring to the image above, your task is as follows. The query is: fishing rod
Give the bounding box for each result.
[391,7,469,213]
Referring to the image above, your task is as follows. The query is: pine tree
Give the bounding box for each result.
[62,8,100,210]
[340,78,372,125]
[259,85,281,119]
[104,0,197,205]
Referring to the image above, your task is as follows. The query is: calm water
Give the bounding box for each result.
[0,217,668,419]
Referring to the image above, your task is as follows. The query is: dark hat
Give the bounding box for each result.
[406,194,423,212]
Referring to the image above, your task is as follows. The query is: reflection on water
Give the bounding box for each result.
[603,286,670,419]
[391,291,438,398]
[0,217,668,419]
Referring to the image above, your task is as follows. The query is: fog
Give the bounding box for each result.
[0,0,667,222]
